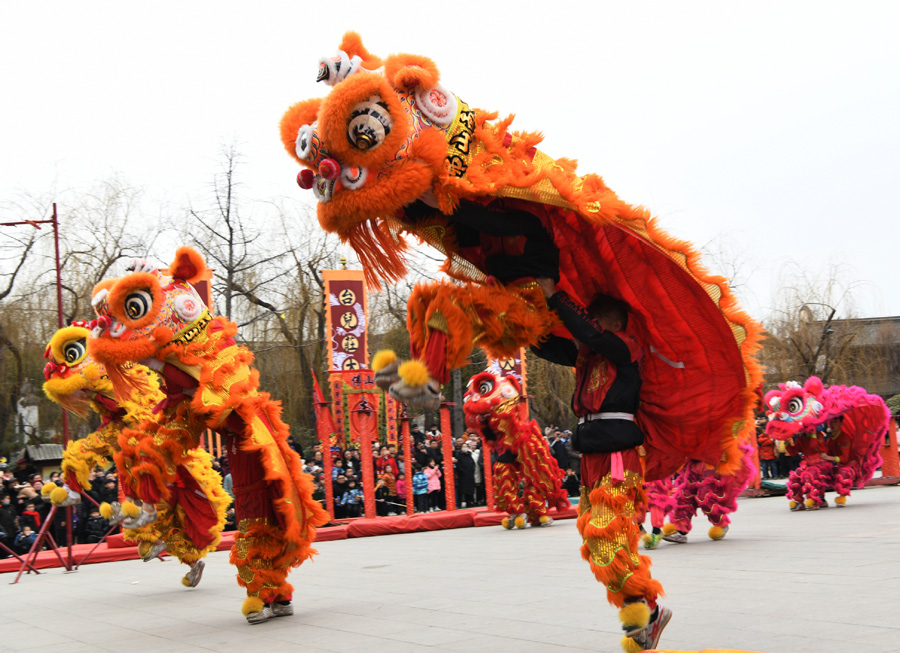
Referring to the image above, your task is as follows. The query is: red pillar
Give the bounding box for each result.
[483,439,495,511]
[440,404,456,511]
[321,439,335,521]
[401,417,414,516]
[881,417,899,478]
[359,428,376,518]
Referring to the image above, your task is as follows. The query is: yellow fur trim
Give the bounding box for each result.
[789,500,798,509]
[662,522,677,536]
[49,487,70,506]
[708,525,725,540]
[371,349,397,372]
[181,574,193,588]
[618,601,651,629]
[835,495,847,504]
[620,636,643,653]
[538,515,550,525]
[500,517,511,529]
[513,515,526,529]
[804,498,815,508]
[122,501,141,519]
[41,482,57,497]
[242,596,265,616]
[49,326,91,365]
[398,360,429,388]
[99,502,114,520]
[640,533,652,545]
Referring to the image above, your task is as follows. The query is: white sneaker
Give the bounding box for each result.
[123,509,158,530]
[272,601,293,617]
[246,604,275,624]
[140,539,167,562]
[663,531,688,544]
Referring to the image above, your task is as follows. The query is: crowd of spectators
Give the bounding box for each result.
[0,419,586,556]
[755,417,801,479]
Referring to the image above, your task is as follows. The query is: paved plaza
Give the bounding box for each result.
[4,486,900,653]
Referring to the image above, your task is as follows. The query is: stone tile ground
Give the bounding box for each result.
[3,486,900,652]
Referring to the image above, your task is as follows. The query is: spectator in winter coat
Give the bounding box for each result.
[563,468,581,497]
[424,460,442,512]
[340,480,364,518]
[375,478,391,517]
[412,465,429,513]
[15,525,37,553]
[84,509,109,543]
[19,502,41,531]
[454,445,476,508]
[757,425,777,480]
[394,473,406,512]
[549,431,571,471]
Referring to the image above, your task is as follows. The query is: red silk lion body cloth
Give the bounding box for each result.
[88,247,328,623]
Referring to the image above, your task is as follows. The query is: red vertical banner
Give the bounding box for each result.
[312,371,337,519]
[385,396,399,446]
[440,403,456,511]
[350,394,378,519]
[323,270,369,372]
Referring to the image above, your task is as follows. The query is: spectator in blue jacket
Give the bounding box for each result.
[340,480,364,518]
[412,464,429,513]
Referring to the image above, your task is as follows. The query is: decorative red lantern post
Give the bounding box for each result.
[351,398,378,518]
[400,405,414,516]
[440,402,456,511]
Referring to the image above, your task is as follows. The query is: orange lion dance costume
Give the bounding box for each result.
[41,324,228,586]
[88,248,329,623]
[463,370,569,529]
[279,33,761,651]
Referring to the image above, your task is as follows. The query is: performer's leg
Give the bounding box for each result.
[578,452,667,652]
[832,463,853,506]
[786,464,805,510]
[665,466,700,541]
[802,461,830,509]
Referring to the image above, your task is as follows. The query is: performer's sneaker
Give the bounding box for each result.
[789,501,805,511]
[246,603,275,624]
[538,516,554,527]
[663,531,687,544]
[140,539,167,562]
[104,502,127,526]
[634,605,673,650]
[272,601,293,617]
[642,533,663,550]
[182,560,205,588]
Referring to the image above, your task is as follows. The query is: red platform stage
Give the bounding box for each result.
[0,505,578,575]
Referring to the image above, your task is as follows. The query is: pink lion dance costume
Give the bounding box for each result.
[463,370,569,529]
[765,376,887,510]
[639,478,675,550]
[662,440,756,543]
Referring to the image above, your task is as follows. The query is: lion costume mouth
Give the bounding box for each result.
[765,419,802,441]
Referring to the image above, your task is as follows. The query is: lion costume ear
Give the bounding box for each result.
[804,376,824,395]
[91,279,115,300]
[169,246,207,283]
[280,97,324,163]
[338,31,383,70]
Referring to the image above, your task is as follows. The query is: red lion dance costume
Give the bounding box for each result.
[88,248,329,623]
[765,376,887,510]
[41,325,228,585]
[463,370,569,529]
[279,33,761,651]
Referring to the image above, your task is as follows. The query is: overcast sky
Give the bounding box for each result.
[2,1,898,321]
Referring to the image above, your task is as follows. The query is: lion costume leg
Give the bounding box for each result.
[578,451,664,652]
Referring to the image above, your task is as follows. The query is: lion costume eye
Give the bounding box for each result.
[64,338,87,365]
[478,379,494,396]
[347,98,393,150]
[786,397,803,414]
[124,290,153,320]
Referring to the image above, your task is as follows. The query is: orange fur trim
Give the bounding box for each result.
[339,31,383,70]
[384,53,439,90]
[169,246,208,284]
[279,98,325,165]
[91,278,115,299]
[107,272,164,331]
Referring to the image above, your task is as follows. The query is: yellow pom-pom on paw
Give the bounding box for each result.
[513,516,526,529]
[835,496,847,505]
[242,596,265,617]
[538,515,550,525]
[372,350,397,372]
[99,502,114,520]
[500,517,511,529]
[50,487,70,506]
[789,500,798,509]
[804,498,815,508]
[641,533,652,545]
[708,525,725,540]
[662,522,678,536]
[398,360,429,388]
[620,635,644,653]
[618,601,651,630]
[181,575,193,588]
[122,501,141,519]
[41,482,58,497]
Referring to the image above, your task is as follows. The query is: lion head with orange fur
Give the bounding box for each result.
[88,247,210,399]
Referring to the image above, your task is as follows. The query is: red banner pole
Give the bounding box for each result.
[322,437,335,521]
[401,413,414,516]
[440,403,456,511]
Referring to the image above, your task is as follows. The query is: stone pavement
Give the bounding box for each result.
[3,486,900,653]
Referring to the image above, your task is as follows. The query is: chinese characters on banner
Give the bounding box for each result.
[489,347,528,394]
[323,270,368,372]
